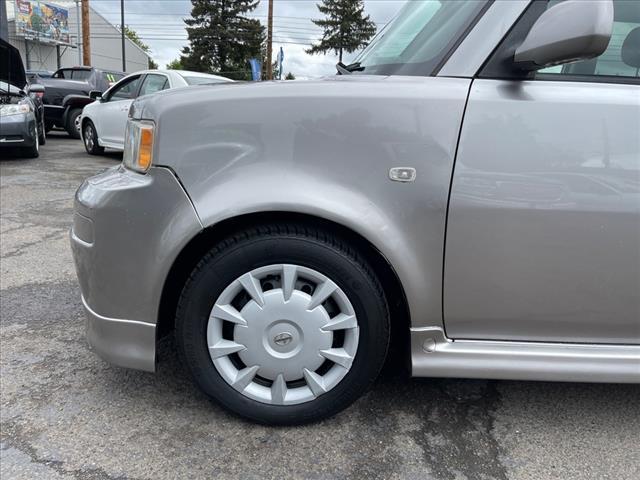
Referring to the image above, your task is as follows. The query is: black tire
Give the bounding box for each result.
[38,117,46,145]
[175,223,390,425]
[22,124,39,158]
[65,108,82,139]
[44,121,54,133]
[82,120,104,155]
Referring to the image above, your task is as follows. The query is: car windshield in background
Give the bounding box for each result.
[183,76,229,85]
[354,0,489,76]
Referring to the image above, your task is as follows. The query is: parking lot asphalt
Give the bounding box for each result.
[1,134,639,480]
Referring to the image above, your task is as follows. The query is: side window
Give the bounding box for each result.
[71,70,91,81]
[480,0,640,83]
[538,0,640,79]
[53,69,70,79]
[138,74,169,97]
[107,76,142,102]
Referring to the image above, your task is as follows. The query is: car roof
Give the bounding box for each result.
[115,69,233,82]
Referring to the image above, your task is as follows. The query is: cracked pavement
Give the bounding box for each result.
[1,135,639,480]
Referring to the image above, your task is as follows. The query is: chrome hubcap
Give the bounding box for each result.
[208,264,359,405]
[75,114,82,132]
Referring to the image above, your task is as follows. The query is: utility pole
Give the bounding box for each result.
[120,0,126,72]
[266,0,273,80]
[81,0,91,66]
[75,0,82,64]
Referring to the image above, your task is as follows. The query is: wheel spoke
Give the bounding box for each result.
[210,303,247,325]
[281,265,297,302]
[232,365,260,391]
[303,368,327,397]
[307,279,338,310]
[208,339,246,359]
[321,313,357,332]
[319,348,354,369]
[271,373,287,404]
[239,272,265,307]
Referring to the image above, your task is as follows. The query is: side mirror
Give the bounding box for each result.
[28,83,45,94]
[514,0,613,71]
[89,90,103,100]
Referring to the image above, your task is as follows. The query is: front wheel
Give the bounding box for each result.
[23,125,39,158]
[82,120,104,155]
[65,108,82,139]
[38,117,46,145]
[175,224,390,425]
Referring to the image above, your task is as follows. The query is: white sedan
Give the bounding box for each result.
[80,70,232,154]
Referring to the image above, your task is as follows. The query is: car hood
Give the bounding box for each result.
[0,38,27,89]
[129,75,389,120]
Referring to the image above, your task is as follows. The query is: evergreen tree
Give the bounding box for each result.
[166,58,184,70]
[306,0,376,62]
[180,0,265,80]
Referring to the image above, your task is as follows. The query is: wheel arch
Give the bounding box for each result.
[157,211,411,369]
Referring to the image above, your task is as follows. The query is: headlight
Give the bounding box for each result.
[123,119,155,173]
[0,104,31,117]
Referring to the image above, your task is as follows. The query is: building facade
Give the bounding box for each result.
[4,0,150,73]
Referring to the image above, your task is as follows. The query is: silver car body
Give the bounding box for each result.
[71,0,640,382]
[81,70,232,151]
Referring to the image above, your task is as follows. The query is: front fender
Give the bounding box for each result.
[154,77,472,330]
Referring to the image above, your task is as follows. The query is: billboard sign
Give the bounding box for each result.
[14,0,71,45]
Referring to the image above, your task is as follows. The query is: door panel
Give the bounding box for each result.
[444,79,640,344]
[98,99,132,146]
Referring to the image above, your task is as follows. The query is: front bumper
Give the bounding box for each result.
[71,165,202,371]
[0,113,36,146]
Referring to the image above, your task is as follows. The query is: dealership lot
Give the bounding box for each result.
[1,135,639,480]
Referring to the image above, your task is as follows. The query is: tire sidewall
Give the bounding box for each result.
[24,123,39,158]
[177,233,389,424]
[83,120,102,154]
[66,109,82,139]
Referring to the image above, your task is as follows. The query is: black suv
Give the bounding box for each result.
[37,67,124,138]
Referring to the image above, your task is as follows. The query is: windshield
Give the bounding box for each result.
[355,0,490,76]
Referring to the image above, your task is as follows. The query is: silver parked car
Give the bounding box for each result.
[71,0,640,424]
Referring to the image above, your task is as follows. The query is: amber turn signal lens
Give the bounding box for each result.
[138,127,154,171]
[123,120,155,173]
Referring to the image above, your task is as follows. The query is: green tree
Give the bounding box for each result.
[123,26,158,70]
[306,0,376,63]
[166,58,184,70]
[285,72,295,80]
[180,0,265,80]
[124,26,150,53]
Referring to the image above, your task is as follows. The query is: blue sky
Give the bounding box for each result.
[89,0,406,77]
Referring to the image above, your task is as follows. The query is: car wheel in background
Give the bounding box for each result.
[175,223,390,425]
[66,108,82,139]
[44,121,54,133]
[82,121,105,155]
[23,125,39,158]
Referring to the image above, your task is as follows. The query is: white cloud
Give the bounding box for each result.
[89,0,406,77]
